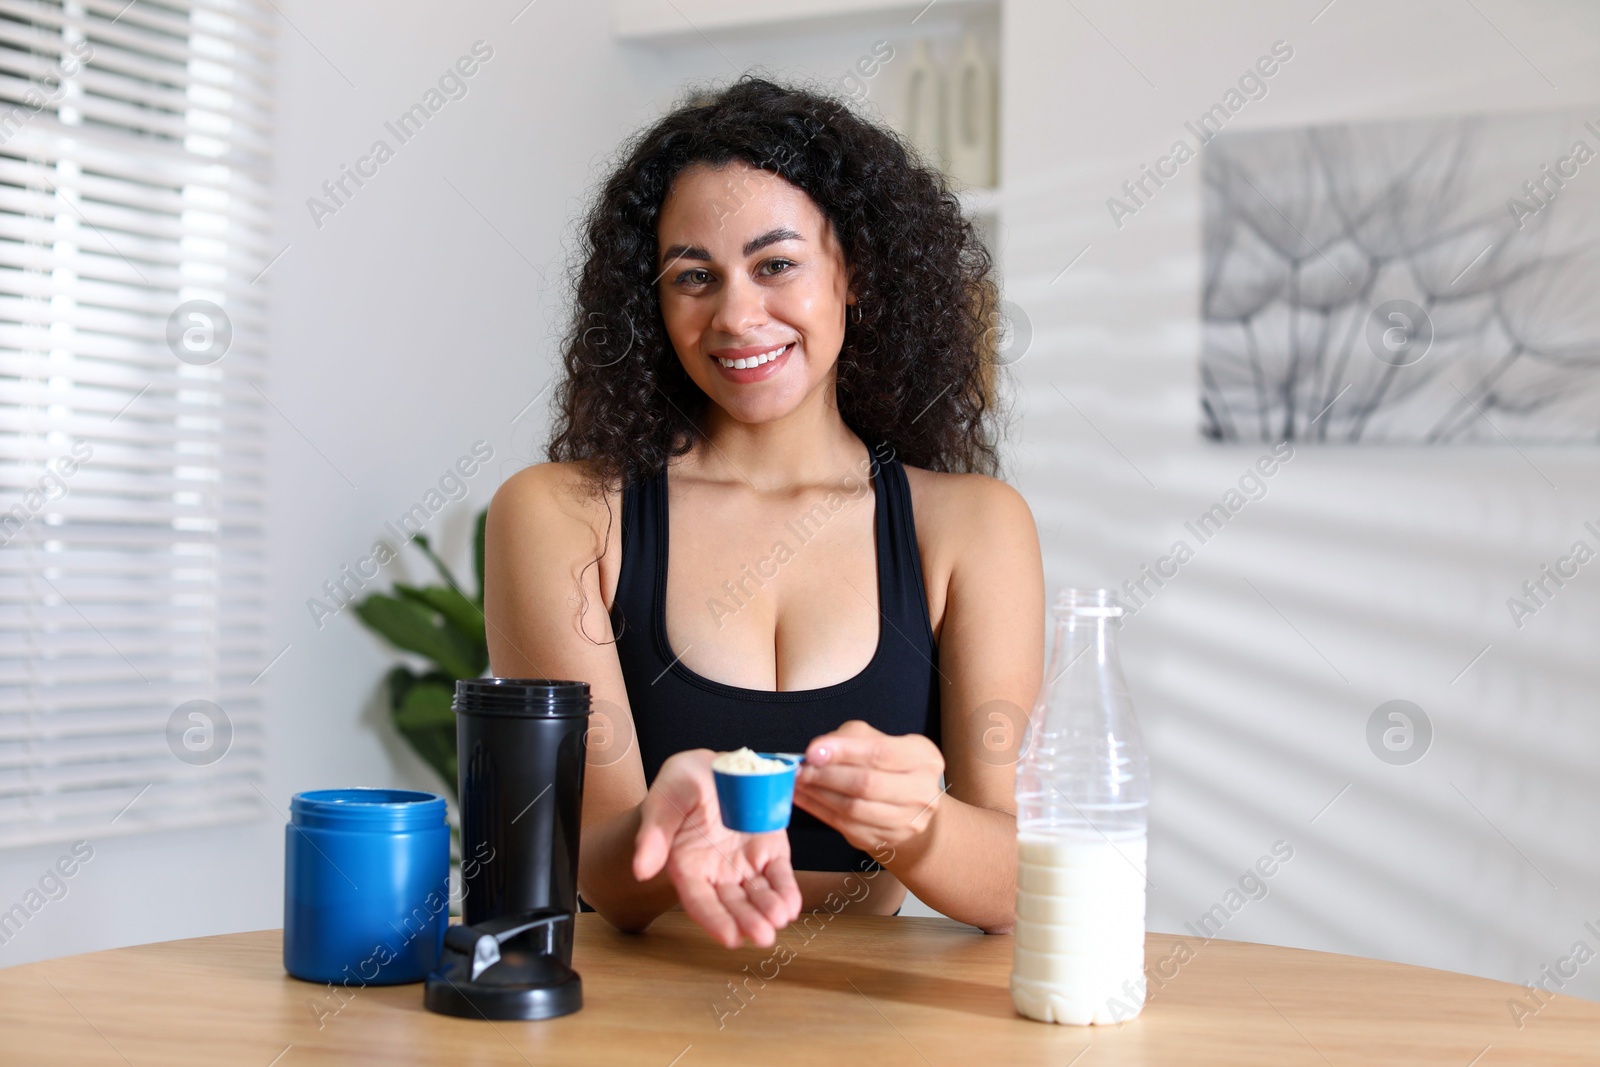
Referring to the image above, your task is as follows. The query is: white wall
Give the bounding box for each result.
[6,0,1599,1010]
[0,0,646,967]
[999,0,1600,1001]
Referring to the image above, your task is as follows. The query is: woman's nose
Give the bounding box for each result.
[709,274,767,338]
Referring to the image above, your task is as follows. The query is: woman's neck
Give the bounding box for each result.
[689,384,868,492]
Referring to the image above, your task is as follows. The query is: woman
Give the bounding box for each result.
[484,78,1043,948]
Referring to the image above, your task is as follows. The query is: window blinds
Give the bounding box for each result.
[0,0,275,848]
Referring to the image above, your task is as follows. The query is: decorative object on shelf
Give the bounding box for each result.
[946,30,997,190]
[1200,111,1600,443]
[903,38,945,172]
[352,510,489,799]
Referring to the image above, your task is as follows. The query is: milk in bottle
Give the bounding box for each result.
[1011,589,1149,1025]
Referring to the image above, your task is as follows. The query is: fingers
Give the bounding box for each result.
[717,881,777,948]
[805,723,941,773]
[634,749,718,882]
[803,720,878,768]
[798,761,931,806]
[741,836,801,930]
[633,790,678,882]
[794,784,918,834]
[758,844,803,923]
[675,872,743,949]
[636,748,809,949]
[677,861,790,949]
[742,872,790,932]
[798,728,944,850]
[689,833,803,948]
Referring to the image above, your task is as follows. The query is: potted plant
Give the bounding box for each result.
[351,511,488,801]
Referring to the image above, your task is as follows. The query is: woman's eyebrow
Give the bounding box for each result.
[660,243,711,265]
[742,228,802,256]
[658,228,804,270]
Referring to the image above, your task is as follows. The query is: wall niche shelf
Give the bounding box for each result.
[612,0,1005,240]
[612,0,999,43]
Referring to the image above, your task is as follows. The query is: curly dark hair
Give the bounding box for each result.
[546,76,1004,490]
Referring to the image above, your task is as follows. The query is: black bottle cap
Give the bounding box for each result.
[453,678,592,718]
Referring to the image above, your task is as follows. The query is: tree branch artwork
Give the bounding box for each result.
[1200,112,1600,443]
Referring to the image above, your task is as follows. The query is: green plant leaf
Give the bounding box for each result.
[410,533,463,593]
[391,677,457,799]
[394,682,456,731]
[394,583,487,662]
[354,593,479,678]
[387,667,454,712]
[472,508,487,607]
[385,664,422,709]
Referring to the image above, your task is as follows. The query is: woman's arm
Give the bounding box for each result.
[483,462,673,930]
[794,473,1044,932]
[484,463,799,944]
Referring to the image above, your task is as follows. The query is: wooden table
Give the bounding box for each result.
[3,914,1597,1065]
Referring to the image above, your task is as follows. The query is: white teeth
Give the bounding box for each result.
[716,344,788,370]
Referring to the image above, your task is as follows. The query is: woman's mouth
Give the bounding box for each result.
[708,342,792,382]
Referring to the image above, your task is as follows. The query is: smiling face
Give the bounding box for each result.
[656,162,853,425]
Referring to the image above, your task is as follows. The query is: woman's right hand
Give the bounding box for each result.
[633,749,802,948]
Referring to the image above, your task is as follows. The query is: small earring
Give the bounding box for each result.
[849,304,862,325]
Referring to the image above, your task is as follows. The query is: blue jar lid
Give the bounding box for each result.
[290,788,447,832]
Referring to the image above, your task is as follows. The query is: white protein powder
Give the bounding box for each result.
[711,747,790,774]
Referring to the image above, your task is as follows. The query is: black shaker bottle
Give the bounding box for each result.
[423,678,591,1020]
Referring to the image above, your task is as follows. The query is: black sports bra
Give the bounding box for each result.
[609,444,941,872]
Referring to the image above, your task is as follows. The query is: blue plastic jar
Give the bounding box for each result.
[283,788,450,985]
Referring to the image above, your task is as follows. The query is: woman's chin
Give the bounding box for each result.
[695,376,811,425]
[718,395,806,425]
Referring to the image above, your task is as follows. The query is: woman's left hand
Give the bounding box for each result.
[793,720,947,853]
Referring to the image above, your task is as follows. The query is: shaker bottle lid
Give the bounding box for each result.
[453,678,592,718]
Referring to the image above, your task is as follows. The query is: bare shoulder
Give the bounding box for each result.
[486,460,624,590]
[484,461,631,673]
[900,465,1040,638]
[901,464,1037,553]
[490,460,617,538]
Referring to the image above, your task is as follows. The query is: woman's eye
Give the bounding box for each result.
[674,269,712,287]
[759,259,795,276]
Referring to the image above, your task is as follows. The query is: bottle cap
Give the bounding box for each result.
[453,678,592,718]
[1054,588,1126,617]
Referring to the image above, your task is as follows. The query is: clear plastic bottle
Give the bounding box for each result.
[1011,588,1149,1025]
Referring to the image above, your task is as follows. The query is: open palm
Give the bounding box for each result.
[634,749,802,948]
